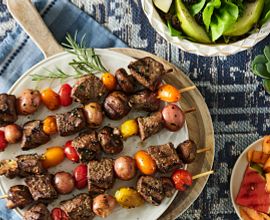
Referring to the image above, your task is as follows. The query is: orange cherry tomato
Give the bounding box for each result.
[134,150,156,175]
[157,84,180,103]
[42,146,65,168]
[43,116,58,135]
[102,73,117,91]
[41,88,60,110]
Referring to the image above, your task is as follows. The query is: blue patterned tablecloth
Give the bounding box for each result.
[1,0,270,219]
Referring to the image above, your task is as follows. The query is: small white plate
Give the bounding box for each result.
[230,138,264,219]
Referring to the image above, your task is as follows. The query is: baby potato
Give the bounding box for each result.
[93,194,117,218]
[120,119,138,139]
[83,102,103,128]
[114,156,136,180]
[17,89,41,115]
[115,187,144,209]
[4,124,22,144]
[162,104,185,131]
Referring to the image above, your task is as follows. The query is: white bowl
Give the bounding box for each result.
[141,0,270,56]
[230,138,264,219]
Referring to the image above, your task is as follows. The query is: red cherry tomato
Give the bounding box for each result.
[0,130,8,151]
[171,169,193,191]
[59,84,73,107]
[51,208,69,220]
[64,140,79,163]
[73,164,87,189]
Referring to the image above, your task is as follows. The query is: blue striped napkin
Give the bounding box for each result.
[0,0,126,218]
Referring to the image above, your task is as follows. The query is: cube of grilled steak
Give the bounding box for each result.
[16,154,46,177]
[72,131,101,163]
[6,185,33,209]
[23,203,51,220]
[176,140,197,164]
[129,90,160,112]
[128,57,166,91]
[147,143,182,173]
[137,111,164,141]
[88,158,115,195]
[72,75,107,104]
[0,94,17,126]
[60,193,94,220]
[21,120,50,150]
[137,176,164,206]
[115,68,136,94]
[56,108,86,136]
[0,159,19,179]
[25,174,57,203]
[98,126,123,154]
[161,177,176,198]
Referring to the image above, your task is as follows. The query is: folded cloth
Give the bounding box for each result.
[0,0,126,218]
[0,0,126,93]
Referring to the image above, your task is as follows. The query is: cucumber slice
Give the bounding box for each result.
[224,0,265,36]
[175,0,211,43]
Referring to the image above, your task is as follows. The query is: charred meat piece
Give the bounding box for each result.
[56,108,86,136]
[147,143,182,173]
[0,94,17,126]
[72,75,107,104]
[161,177,176,197]
[103,91,131,120]
[137,111,164,141]
[176,140,197,164]
[98,126,123,154]
[60,193,94,220]
[6,185,33,209]
[128,57,166,91]
[0,159,18,179]
[25,174,57,203]
[129,90,160,112]
[16,154,46,177]
[72,131,101,163]
[137,176,164,206]
[88,158,115,195]
[21,120,50,150]
[23,203,51,220]
[115,68,136,94]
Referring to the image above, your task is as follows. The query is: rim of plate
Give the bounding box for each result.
[141,0,270,57]
[230,137,264,219]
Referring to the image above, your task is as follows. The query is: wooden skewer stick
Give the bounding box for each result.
[183,107,196,114]
[197,147,212,154]
[0,195,8,199]
[179,85,196,94]
[192,170,214,180]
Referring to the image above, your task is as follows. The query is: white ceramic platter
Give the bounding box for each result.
[230,138,264,220]
[0,49,189,220]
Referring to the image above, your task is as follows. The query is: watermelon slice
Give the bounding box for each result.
[236,165,270,214]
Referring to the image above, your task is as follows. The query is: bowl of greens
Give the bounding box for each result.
[141,0,270,56]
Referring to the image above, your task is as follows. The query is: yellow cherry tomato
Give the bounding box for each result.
[43,116,57,135]
[41,88,60,110]
[134,150,156,175]
[102,73,117,91]
[120,119,138,139]
[157,84,180,103]
[42,146,65,168]
[115,187,144,208]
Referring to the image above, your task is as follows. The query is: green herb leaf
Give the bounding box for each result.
[253,63,270,79]
[190,0,206,16]
[252,54,267,70]
[264,45,270,61]
[260,0,270,24]
[263,79,270,94]
[167,21,183,37]
[203,0,221,32]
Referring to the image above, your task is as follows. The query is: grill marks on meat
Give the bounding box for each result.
[23,203,51,220]
[16,154,46,177]
[176,140,197,164]
[25,174,57,203]
[115,68,136,94]
[129,90,160,112]
[137,111,164,141]
[147,143,182,173]
[72,131,101,163]
[0,94,17,126]
[103,91,131,120]
[60,193,94,220]
[98,126,123,154]
[72,75,107,104]
[128,57,166,91]
[6,185,33,209]
[56,108,86,136]
[137,176,164,206]
[88,158,114,195]
[161,177,176,198]
[21,120,50,150]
